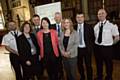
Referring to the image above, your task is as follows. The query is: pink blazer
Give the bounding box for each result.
[37,29,59,58]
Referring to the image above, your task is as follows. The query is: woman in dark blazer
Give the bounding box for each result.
[17,21,40,80]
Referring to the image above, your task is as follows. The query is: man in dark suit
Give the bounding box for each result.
[32,14,41,35]
[74,12,94,80]
[51,12,62,37]
[31,14,42,79]
[51,12,64,80]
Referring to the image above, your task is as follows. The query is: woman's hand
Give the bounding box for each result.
[63,52,70,58]
[26,60,31,66]
[61,51,65,56]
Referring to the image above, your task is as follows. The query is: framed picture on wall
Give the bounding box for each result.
[11,0,21,8]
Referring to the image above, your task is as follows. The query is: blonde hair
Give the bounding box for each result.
[62,18,74,34]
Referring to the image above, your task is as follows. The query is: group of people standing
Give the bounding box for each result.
[1,8,119,80]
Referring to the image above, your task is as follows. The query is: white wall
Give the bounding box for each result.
[34,2,61,24]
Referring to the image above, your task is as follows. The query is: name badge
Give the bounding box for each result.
[31,48,34,52]
[31,48,36,55]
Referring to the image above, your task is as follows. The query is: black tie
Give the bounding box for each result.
[79,25,83,45]
[13,31,19,50]
[14,31,18,39]
[97,23,103,43]
[58,24,60,37]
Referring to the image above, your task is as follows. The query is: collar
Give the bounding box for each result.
[35,25,40,28]
[56,23,61,26]
[10,30,18,36]
[100,19,107,24]
[10,30,18,33]
[78,23,84,27]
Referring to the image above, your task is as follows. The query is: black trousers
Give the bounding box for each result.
[21,54,41,80]
[94,45,113,80]
[40,54,64,80]
[42,57,60,80]
[9,53,23,80]
[77,48,93,80]
[58,54,64,80]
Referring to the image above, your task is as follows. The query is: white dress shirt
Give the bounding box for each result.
[1,30,21,52]
[35,25,40,29]
[94,20,119,46]
[56,23,62,32]
[77,23,86,48]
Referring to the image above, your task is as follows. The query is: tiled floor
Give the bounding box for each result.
[0,46,15,80]
[0,46,120,80]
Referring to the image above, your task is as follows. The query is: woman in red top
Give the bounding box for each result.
[37,17,60,80]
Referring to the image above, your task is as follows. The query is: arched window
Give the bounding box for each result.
[0,3,5,30]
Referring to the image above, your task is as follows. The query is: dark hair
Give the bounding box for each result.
[41,17,51,29]
[6,20,16,31]
[31,14,40,26]
[20,21,32,32]
[76,11,84,16]
[8,20,16,23]
[32,14,40,18]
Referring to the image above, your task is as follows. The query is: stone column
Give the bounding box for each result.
[81,0,89,20]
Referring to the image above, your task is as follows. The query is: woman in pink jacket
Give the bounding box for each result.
[37,17,60,80]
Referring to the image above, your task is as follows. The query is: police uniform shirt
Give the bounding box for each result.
[94,20,119,46]
[1,30,21,52]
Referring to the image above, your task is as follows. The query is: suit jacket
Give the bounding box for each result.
[51,24,57,30]
[74,22,95,53]
[32,25,41,36]
[18,33,40,64]
[59,30,79,58]
[37,29,59,58]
